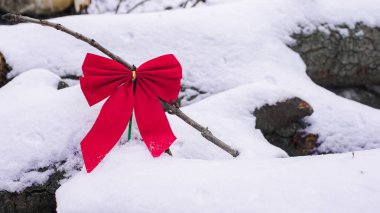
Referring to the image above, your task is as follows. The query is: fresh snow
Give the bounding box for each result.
[57,147,380,213]
[0,70,93,192]
[0,0,380,212]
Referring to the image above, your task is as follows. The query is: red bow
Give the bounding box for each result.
[80,53,182,172]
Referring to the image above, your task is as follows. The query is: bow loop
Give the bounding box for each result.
[137,54,182,103]
[81,53,132,106]
[137,54,182,78]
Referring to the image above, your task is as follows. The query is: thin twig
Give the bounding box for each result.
[181,0,191,8]
[1,13,239,158]
[115,0,125,14]
[192,0,205,7]
[126,0,151,14]
[165,102,239,157]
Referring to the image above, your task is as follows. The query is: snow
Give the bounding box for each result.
[0,69,94,192]
[0,0,380,212]
[57,146,380,213]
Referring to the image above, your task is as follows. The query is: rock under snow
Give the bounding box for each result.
[290,23,380,109]
[254,97,316,156]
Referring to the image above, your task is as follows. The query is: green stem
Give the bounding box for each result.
[127,115,133,141]
[127,77,137,142]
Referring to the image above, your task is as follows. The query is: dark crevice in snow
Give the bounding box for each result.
[179,85,208,106]
[0,51,11,87]
[61,75,81,80]
[0,169,65,213]
[326,85,380,109]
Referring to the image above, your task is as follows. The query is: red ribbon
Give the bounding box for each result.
[80,53,182,172]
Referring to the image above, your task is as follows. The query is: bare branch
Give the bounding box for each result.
[126,0,151,14]
[192,0,205,7]
[181,0,191,8]
[164,102,239,157]
[115,0,125,14]
[1,13,239,158]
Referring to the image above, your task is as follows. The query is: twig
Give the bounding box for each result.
[126,0,151,14]
[181,0,191,8]
[1,13,239,158]
[115,0,125,14]
[165,103,239,157]
[192,0,205,7]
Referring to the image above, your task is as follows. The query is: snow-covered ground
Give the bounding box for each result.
[1,0,380,212]
[57,146,380,213]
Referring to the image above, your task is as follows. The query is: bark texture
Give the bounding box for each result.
[254,97,316,156]
[0,0,73,15]
[290,23,380,108]
[0,170,64,213]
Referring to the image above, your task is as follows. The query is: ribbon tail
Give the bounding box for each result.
[81,83,134,172]
[134,80,176,157]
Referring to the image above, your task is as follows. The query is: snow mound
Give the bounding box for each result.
[0,70,92,192]
[57,147,380,213]
[0,69,294,192]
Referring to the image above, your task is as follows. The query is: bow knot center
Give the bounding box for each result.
[132,70,136,81]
